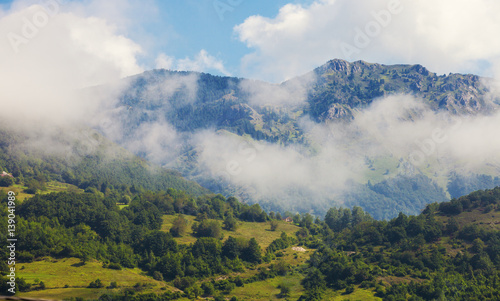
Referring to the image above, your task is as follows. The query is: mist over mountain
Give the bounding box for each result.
[86,59,500,219]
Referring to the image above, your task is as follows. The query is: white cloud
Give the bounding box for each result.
[239,71,316,107]
[127,120,183,164]
[0,1,144,127]
[155,53,175,70]
[155,49,231,76]
[235,0,500,82]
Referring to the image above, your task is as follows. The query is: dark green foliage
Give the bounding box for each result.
[201,282,215,296]
[299,213,314,228]
[213,279,235,294]
[98,291,183,301]
[435,186,500,217]
[88,279,104,288]
[301,268,326,291]
[0,277,31,294]
[272,260,290,276]
[439,198,464,215]
[344,284,355,294]
[278,282,291,297]
[267,232,296,254]
[139,231,177,257]
[223,213,238,231]
[222,236,240,260]
[122,199,163,230]
[192,237,222,260]
[299,187,500,300]
[325,206,373,232]
[242,238,262,263]
[445,217,460,234]
[173,276,195,290]
[107,263,122,270]
[192,220,223,239]
[169,215,188,237]
[239,203,268,222]
[25,179,45,194]
[18,192,132,242]
[0,176,13,187]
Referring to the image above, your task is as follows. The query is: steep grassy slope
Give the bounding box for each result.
[0,127,209,196]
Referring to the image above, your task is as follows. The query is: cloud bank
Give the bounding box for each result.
[180,94,500,213]
[0,0,143,128]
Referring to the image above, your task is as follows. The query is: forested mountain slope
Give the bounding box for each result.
[0,127,209,196]
[93,59,500,219]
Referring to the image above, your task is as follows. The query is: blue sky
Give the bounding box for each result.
[147,0,302,75]
[2,0,500,82]
[0,0,306,78]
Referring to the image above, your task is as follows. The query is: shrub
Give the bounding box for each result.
[108,282,118,289]
[223,214,239,231]
[192,220,223,239]
[88,279,104,288]
[270,220,279,231]
[0,176,13,187]
[152,271,163,281]
[344,284,355,294]
[107,262,122,270]
[170,215,188,237]
[278,282,291,298]
[201,282,215,297]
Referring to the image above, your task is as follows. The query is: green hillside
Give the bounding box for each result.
[298,187,500,300]
[2,181,500,300]
[0,127,209,197]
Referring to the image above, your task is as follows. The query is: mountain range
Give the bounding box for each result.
[83,58,500,219]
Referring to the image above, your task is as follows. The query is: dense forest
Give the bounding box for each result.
[299,187,500,300]
[2,172,500,300]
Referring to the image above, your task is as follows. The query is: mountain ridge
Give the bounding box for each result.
[89,59,500,219]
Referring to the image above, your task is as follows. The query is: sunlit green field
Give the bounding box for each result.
[161,214,301,248]
[17,257,175,300]
[0,181,83,203]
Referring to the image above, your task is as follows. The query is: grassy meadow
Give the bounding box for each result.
[161,214,301,248]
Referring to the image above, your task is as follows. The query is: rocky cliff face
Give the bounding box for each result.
[307,59,497,122]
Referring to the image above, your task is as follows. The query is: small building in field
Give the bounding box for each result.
[0,171,13,178]
[284,217,293,223]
